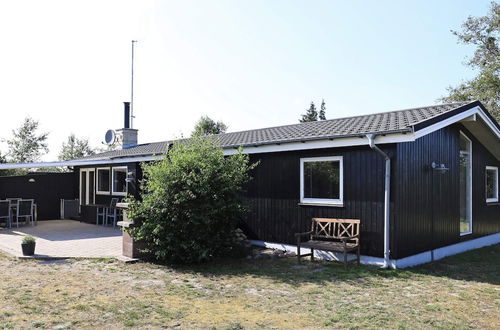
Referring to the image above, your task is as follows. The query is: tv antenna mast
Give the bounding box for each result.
[130,40,138,128]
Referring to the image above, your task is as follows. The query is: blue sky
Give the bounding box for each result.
[0,0,492,160]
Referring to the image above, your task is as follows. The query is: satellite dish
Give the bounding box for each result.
[104,130,116,145]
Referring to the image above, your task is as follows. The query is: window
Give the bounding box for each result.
[486,166,499,203]
[96,168,110,194]
[300,156,343,206]
[112,167,128,196]
[459,132,472,235]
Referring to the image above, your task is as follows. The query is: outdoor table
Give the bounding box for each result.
[87,204,109,225]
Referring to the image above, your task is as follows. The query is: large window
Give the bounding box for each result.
[459,132,472,235]
[96,167,110,194]
[300,156,343,206]
[486,166,499,203]
[112,167,128,196]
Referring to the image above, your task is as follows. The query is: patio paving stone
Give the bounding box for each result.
[0,220,123,258]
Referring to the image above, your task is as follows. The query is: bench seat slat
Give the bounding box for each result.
[302,240,358,252]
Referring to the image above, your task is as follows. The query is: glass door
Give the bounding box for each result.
[79,169,95,205]
[459,132,472,235]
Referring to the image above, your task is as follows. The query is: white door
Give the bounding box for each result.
[79,169,95,205]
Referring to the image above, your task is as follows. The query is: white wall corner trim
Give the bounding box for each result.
[250,232,500,269]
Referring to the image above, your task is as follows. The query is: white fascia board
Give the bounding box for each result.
[0,156,160,170]
[0,133,414,170]
[223,133,414,156]
[414,106,500,140]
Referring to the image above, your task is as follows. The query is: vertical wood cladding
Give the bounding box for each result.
[0,172,78,220]
[242,145,395,258]
[464,126,500,238]
[394,124,500,259]
[75,163,139,223]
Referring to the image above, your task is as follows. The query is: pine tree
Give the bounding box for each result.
[299,102,318,122]
[319,99,327,120]
[59,134,95,161]
[7,117,49,163]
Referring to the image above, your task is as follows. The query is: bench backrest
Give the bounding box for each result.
[311,218,360,242]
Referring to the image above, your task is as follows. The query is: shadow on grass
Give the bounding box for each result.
[157,244,500,286]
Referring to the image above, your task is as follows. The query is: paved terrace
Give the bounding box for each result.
[0,220,122,258]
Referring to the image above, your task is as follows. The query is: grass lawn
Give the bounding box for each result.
[0,245,499,329]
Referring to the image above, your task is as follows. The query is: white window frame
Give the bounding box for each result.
[485,166,499,203]
[79,168,95,206]
[111,166,128,196]
[300,156,343,206]
[459,131,473,236]
[96,167,111,195]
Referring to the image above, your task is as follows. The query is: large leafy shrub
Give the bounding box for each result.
[127,136,256,264]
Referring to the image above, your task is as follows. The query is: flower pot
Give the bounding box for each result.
[21,242,36,256]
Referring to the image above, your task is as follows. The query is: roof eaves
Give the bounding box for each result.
[220,128,414,149]
[411,101,477,132]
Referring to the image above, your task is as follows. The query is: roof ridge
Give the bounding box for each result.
[213,101,472,137]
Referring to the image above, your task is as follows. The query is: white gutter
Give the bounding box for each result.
[366,134,392,269]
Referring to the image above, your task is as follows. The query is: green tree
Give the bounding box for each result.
[0,151,16,176]
[300,102,318,122]
[441,2,500,121]
[192,116,228,136]
[127,136,257,264]
[59,134,95,161]
[7,117,49,163]
[319,99,327,120]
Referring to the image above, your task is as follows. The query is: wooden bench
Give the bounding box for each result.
[295,218,361,267]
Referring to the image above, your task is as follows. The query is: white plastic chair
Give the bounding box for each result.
[17,199,34,227]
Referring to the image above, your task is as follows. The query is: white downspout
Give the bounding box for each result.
[366,134,392,269]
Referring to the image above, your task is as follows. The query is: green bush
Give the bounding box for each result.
[22,235,36,244]
[127,136,257,264]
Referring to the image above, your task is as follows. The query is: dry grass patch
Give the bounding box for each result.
[0,245,498,329]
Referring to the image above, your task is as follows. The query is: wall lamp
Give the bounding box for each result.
[431,162,449,174]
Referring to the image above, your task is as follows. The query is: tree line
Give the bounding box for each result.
[0,117,96,175]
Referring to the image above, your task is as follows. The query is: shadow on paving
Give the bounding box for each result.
[157,244,500,286]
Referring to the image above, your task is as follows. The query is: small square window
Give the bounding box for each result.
[486,166,498,203]
[300,156,343,205]
[112,167,128,196]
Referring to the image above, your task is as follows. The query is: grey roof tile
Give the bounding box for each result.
[77,101,472,161]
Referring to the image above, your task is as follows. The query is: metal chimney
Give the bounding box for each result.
[124,102,131,129]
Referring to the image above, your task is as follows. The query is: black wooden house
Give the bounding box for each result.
[1,100,499,268]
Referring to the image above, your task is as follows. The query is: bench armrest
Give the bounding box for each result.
[295,231,313,238]
[295,231,313,245]
[339,235,359,242]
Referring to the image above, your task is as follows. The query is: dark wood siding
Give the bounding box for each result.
[0,172,78,220]
[394,124,500,259]
[75,162,140,223]
[465,126,500,238]
[242,145,395,258]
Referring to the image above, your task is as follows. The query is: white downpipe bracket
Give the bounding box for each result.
[366,134,392,269]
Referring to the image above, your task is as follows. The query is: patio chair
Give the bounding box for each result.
[7,198,21,226]
[17,199,35,227]
[7,198,21,207]
[105,198,121,227]
[0,200,12,228]
[96,205,107,225]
